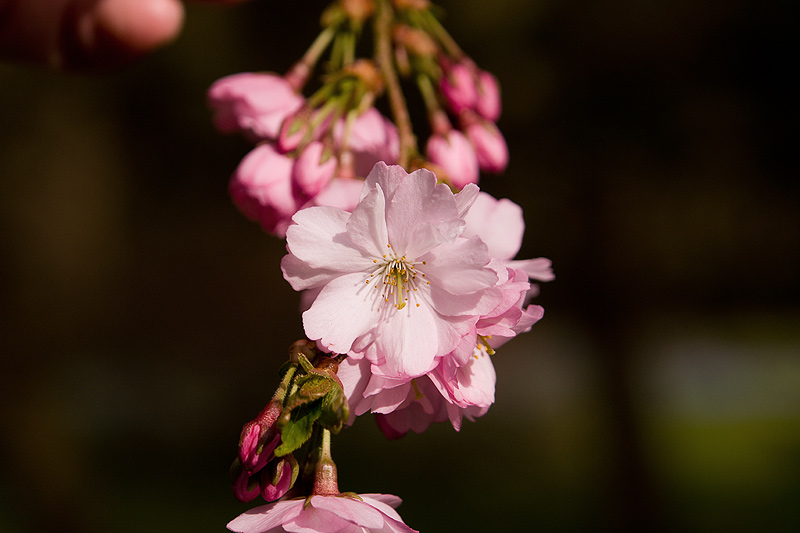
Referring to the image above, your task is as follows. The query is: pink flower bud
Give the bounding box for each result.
[292,141,336,196]
[229,143,302,237]
[260,455,299,502]
[238,400,283,472]
[439,59,478,115]
[277,110,310,153]
[475,70,502,121]
[426,130,479,189]
[464,120,508,173]
[230,460,261,503]
[207,72,304,141]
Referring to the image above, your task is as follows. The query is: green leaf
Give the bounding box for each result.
[274,400,323,457]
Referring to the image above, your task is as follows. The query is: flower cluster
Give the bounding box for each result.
[213,1,553,531]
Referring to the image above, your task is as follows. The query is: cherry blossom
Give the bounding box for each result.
[281,163,501,378]
[228,493,417,533]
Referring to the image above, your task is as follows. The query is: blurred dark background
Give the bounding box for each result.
[1,0,797,531]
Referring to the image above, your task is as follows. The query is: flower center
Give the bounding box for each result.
[365,243,428,310]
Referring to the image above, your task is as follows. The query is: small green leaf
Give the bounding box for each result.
[274,400,323,457]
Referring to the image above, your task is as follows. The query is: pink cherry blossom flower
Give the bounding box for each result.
[281,163,501,378]
[227,493,417,533]
[426,130,480,189]
[229,143,304,237]
[208,72,304,142]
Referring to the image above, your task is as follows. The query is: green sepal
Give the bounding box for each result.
[317,382,349,434]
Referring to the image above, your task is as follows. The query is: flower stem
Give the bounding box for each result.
[374,0,417,168]
[286,25,338,91]
[274,364,298,404]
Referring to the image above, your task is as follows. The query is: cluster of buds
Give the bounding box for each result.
[209,61,399,236]
[209,0,510,237]
[230,341,350,504]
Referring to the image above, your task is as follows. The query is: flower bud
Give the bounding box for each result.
[260,454,299,502]
[426,130,479,189]
[475,70,502,121]
[229,143,301,237]
[230,459,261,503]
[439,59,478,115]
[464,119,508,173]
[207,72,303,141]
[277,110,310,153]
[292,141,336,196]
[238,399,283,472]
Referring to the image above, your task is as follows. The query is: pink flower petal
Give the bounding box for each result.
[303,272,382,354]
[309,495,385,529]
[227,500,303,533]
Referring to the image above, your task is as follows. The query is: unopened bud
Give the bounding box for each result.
[230,459,261,503]
[278,110,311,153]
[439,58,478,115]
[475,70,502,121]
[426,130,480,189]
[293,141,336,196]
[238,399,283,472]
[463,117,508,173]
[261,454,299,502]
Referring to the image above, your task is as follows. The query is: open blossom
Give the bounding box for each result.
[281,163,501,378]
[228,494,417,533]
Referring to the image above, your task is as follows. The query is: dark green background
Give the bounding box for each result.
[1,1,797,531]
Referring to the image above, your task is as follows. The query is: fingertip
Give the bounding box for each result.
[92,0,185,53]
[66,0,184,69]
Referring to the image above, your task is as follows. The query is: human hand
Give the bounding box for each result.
[0,0,248,70]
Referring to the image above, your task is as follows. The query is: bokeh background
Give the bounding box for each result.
[1,0,797,531]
